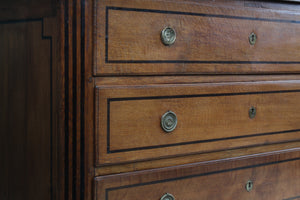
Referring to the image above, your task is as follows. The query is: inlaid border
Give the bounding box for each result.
[105,89,300,153]
[103,157,300,200]
[284,196,300,200]
[105,6,300,64]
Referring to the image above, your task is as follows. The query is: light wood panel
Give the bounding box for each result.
[94,0,300,75]
[95,148,300,200]
[95,141,300,176]
[95,80,300,165]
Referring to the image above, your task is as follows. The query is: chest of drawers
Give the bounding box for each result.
[1,0,300,200]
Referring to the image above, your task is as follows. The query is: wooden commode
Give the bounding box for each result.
[1,0,300,200]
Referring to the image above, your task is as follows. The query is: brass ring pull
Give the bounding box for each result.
[160,193,175,200]
[161,27,176,46]
[161,111,177,133]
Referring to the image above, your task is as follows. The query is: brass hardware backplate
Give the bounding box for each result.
[161,27,176,46]
[161,111,177,133]
[160,193,175,200]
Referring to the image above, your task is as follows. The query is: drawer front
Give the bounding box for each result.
[95,81,300,165]
[94,0,300,75]
[95,149,300,200]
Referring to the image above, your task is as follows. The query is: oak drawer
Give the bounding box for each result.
[94,0,300,75]
[94,149,300,200]
[95,81,300,165]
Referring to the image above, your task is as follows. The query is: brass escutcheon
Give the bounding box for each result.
[246,180,254,192]
[249,106,256,119]
[249,32,257,45]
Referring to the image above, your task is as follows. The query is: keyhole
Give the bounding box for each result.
[249,32,257,45]
[246,180,253,192]
[249,106,256,119]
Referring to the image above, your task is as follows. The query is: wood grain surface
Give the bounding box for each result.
[1,0,300,200]
[95,141,300,176]
[94,0,300,75]
[0,19,52,200]
[0,0,56,21]
[95,75,300,86]
[95,80,300,165]
[95,148,300,200]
